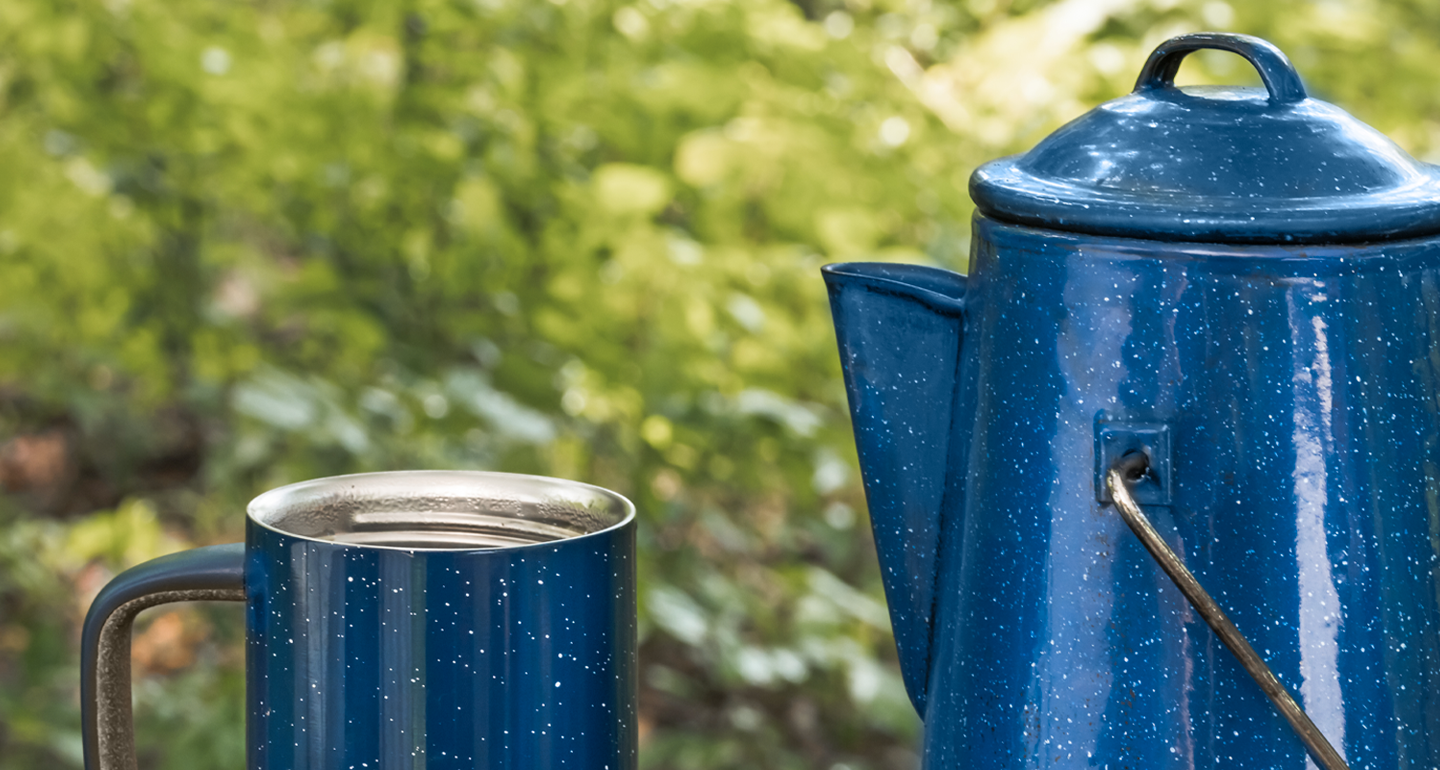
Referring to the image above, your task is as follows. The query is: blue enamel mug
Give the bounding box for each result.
[80,471,637,770]
[827,33,1440,769]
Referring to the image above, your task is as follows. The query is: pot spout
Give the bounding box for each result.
[822,262,968,715]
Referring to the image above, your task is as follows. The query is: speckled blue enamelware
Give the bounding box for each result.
[825,33,1440,769]
[82,471,637,770]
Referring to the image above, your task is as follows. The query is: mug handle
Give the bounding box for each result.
[80,543,246,770]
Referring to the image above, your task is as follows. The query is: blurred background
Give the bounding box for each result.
[2,0,1439,767]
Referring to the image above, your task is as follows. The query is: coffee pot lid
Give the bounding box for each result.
[970,33,1440,244]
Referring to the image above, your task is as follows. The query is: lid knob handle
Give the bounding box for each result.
[1134,32,1307,104]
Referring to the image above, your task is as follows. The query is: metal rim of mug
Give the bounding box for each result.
[246,469,636,552]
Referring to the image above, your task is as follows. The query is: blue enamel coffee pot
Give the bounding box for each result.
[825,33,1440,769]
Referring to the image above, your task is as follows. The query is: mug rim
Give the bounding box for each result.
[246,469,636,552]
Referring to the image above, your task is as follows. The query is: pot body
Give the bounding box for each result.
[923,215,1440,768]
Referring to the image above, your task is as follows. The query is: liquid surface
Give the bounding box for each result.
[316,512,584,550]
[323,528,556,549]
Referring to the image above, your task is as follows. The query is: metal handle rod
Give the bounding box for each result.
[1105,452,1349,770]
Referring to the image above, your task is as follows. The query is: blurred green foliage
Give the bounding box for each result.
[4,0,1440,767]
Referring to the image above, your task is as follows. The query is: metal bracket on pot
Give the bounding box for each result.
[1094,417,1171,505]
